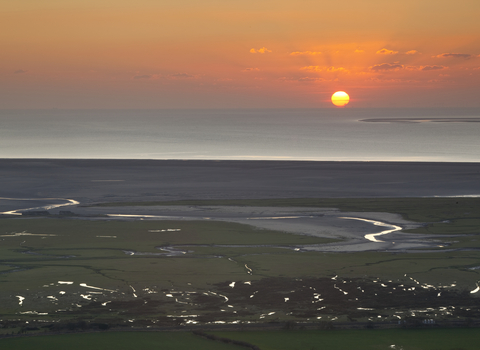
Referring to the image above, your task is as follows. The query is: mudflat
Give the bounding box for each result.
[1,159,480,204]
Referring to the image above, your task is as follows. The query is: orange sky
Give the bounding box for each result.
[2,0,480,108]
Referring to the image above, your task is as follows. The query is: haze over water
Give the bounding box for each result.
[1,108,479,162]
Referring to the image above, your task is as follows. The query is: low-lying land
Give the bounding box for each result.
[0,197,479,338]
[1,329,480,350]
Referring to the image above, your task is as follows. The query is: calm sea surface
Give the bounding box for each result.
[1,108,479,162]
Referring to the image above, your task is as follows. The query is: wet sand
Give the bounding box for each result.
[1,159,480,204]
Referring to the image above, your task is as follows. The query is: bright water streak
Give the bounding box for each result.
[0,197,79,215]
[340,217,402,242]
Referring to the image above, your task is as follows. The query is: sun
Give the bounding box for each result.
[331,91,350,107]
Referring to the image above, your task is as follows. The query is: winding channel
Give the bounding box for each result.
[339,217,402,242]
[0,197,79,215]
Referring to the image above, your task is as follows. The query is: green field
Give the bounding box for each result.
[212,328,480,350]
[2,329,480,350]
[0,197,479,335]
[0,331,238,350]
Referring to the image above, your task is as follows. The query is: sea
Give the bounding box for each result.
[1,108,479,162]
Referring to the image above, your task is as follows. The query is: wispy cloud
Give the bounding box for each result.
[406,65,446,71]
[14,69,27,74]
[326,66,349,73]
[301,66,322,72]
[250,47,272,54]
[297,76,321,81]
[370,63,403,71]
[376,48,398,55]
[420,65,446,71]
[242,67,260,72]
[370,77,419,83]
[354,49,365,53]
[290,51,322,56]
[405,50,418,55]
[435,53,473,59]
[279,76,326,82]
[301,66,349,73]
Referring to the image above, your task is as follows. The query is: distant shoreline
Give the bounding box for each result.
[1,157,480,163]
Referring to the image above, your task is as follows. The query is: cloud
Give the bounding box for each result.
[297,76,321,81]
[301,66,322,72]
[406,50,418,55]
[326,66,349,73]
[370,77,419,83]
[370,63,404,71]
[420,65,446,71]
[14,69,27,74]
[354,49,365,53]
[376,48,399,55]
[278,76,326,82]
[405,65,446,71]
[290,51,322,56]
[242,67,260,72]
[301,66,348,73]
[435,53,473,59]
[250,47,272,54]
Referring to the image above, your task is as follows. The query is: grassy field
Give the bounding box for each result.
[1,328,480,350]
[0,331,240,350]
[0,197,479,334]
[212,328,480,350]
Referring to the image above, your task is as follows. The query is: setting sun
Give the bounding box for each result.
[331,91,350,107]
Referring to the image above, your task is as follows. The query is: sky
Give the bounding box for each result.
[1,0,480,109]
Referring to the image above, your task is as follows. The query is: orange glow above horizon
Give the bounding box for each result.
[1,0,479,108]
